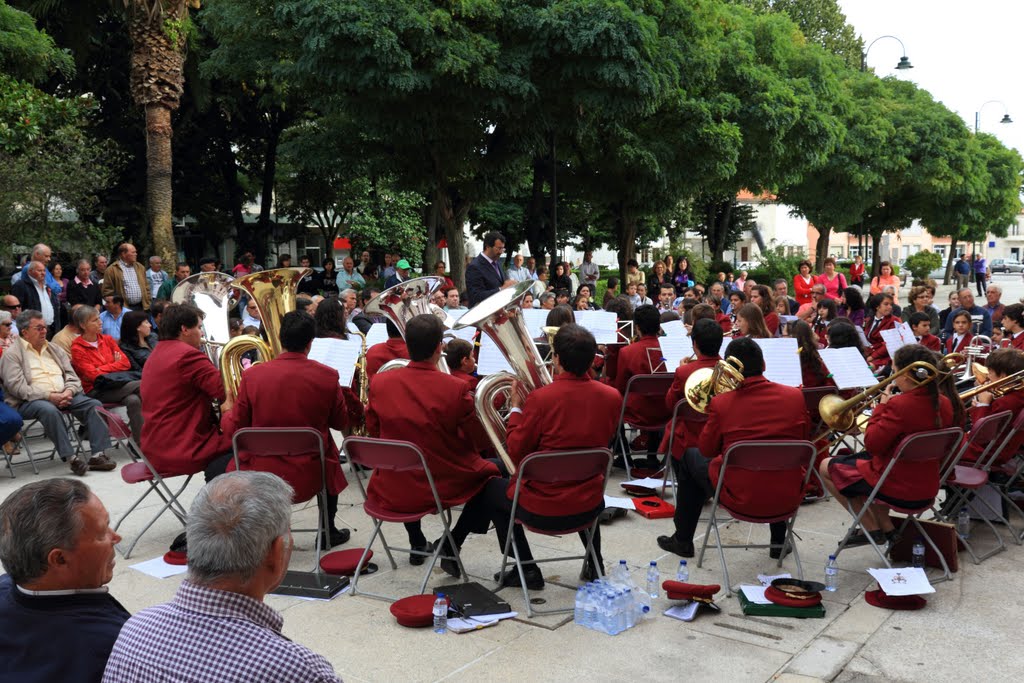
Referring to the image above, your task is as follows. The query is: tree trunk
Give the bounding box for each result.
[814,226,832,272]
[942,236,958,285]
[217,128,246,238]
[524,157,549,266]
[705,199,732,264]
[423,198,440,277]
[253,118,282,265]
[616,206,637,279]
[870,230,883,277]
[145,103,176,267]
[444,207,469,292]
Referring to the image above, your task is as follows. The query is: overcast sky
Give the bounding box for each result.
[837,0,1023,154]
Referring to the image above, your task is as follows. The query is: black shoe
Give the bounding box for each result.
[317,528,351,550]
[409,540,434,566]
[657,535,695,558]
[769,542,792,560]
[494,566,544,590]
[840,528,887,550]
[579,559,604,583]
[612,456,629,470]
[433,538,461,578]
[170,532,188,554]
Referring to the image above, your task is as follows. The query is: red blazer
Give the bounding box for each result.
[451,369,480,391]
[967,391,1024,464]
[659,356,719,459]
[1006,331,1024,351]
[601,343,623,384]
[140,340,231,476]
[918,334,941,351]
[366,338,408,381]
[862,388,954,501]
[800,357,832,389]
[716,313,732,334]
[614,335,671,426]
[505,374,621,516]
[793,275,815,306]
[698,376,810,517]
[944,333,973,355]
[70,334,131,394]
[224,352,360,502]
[865,314,896,366]
[764,312,780,336]
[365,361,497,512]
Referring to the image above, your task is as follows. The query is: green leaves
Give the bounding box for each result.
[0,0,73,83]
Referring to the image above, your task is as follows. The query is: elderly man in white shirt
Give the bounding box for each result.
[507,254,531,283]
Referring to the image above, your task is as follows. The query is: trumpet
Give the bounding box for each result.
[684,356,745,413]
[818,360,943,433]
[959,367,1024,402]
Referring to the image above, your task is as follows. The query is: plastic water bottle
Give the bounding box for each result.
[432,594,448,634]
[676,559,689,582]
[824,555,838,592]
[574,585,586,623]
[612,559,628,586]
[634,589,651,620]
[646,561,660,599]
[912,538,926,568]
[583,586,597,628]
[957,507,971,539]
[623,588,637,628]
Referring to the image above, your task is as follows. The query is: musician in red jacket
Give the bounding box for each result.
[483,324,622,587]
[908,312,941,351]
[1000,304,1024,350]
[365,314,498,570]
[225,311,363,548]
[656,319,721,557]
[614,304,671,468]
[364,320,408,380]
[445,338,479,390]
[945,310,974,354]
[865,293,897,370]
[820,344,963,548]
[963,348,1024,464]
[687,338,811,558]
[140,304,233,480]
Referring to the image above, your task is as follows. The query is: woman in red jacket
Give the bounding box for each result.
[69,305,143,441]
[819,344,963,547]
[793,260,816,305]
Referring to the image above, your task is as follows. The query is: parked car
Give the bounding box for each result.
[990,258,1024,273]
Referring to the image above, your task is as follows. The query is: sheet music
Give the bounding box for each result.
[308,337,362,387]
[446,326,478,343]
[820,347,877,389]
[866,567,935,596]
[520,308,549,339]
[881,321,916,359]
[659,335,694,370]
[720,337,733,358]
[754,338,802,387]
[364,323,388,348]
[660,320,686,337]
[477,333,514,375]
[574,310,618,344]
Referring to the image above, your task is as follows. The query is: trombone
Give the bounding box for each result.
[959,367,1024,402]
[817,360,945,433]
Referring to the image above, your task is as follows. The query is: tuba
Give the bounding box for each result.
[218,267,310,401]
[684,356,745,413]
[171,271,237,369]
[363,276,455,374]
[455,280,551,473]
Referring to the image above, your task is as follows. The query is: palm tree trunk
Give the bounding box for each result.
[145,103,175,267]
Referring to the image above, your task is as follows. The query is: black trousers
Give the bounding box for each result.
[673,447,786,545]
[403,489,492,549]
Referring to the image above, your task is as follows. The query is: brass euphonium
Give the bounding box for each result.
[684,356,745,413]
[219,267,310,401]
[455,280,551,473]
[171,271,237,369]
[363,276,455,374]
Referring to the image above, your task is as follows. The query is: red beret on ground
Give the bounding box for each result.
[865,587,927,611]
[662,581,721,602]
[765,585,822,608]
[319,548,374,576]
[163,550,187,566]
[390,594,439,628]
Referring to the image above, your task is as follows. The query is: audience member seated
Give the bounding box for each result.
[0,310,15,356]
[118,310,158,370]
[51,304,84,355]
[103,472,342,683]
[0,479,129,683]
[69,306,144,442]
[0,310,113,476]
[66,259,103,310]
[99,295,128,341]
[12,261,60,337]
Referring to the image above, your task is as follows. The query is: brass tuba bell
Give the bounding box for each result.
[363,276,455,374]
[171,271,237,369]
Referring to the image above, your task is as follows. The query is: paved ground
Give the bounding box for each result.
[2,273,1022,683]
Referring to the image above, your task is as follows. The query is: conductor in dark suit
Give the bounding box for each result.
[466,231,515,306]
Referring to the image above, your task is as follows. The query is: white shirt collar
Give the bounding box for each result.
[17,584,109,597]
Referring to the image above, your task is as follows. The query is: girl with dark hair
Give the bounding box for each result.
[119,310,159,370]
[551,262,573,293]
[814,298,838,347]
[575,284,596,310]
[734,303,771,339]
[671,256,695,297]
[791,320,829,387]
[314,297,349,340]
[320,258,340,297]
[749,284,778,335]
[838,287,865,328]
[818,343,962,547]
[826,318,867,357]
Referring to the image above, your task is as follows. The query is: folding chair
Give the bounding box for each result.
[696,440,817,592]
[343,435,469,602]
[834,427,964,583]
[933,411,1013,563]
[17,409,84,474]
[614,373,674,477]
[802,386,839,500]
[972,410,1024,545]
[97,407,191,559]
[660,398,707,495]
[232,427,331,571]
[498,448,613,617]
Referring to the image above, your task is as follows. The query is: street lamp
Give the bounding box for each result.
[975,100,1013,134]
[861,35,914,72]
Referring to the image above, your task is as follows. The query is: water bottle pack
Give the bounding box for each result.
[574,560,653,635]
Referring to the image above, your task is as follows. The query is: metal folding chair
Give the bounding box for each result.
[232,427,331,571]
[498,448,613,617]
[614,373,674,477]
[98,407,191,559]
[834,427,964,583]
[17,408,85,474]
[975,411,1024,544]
[660,398,707,495]
[696,440,817,592]
[802,386,840,501]
[343,435,469,602]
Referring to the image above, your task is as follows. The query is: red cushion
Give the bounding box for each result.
[865,587,927,611]
[765,586,822,608]
[319,548,373,576]
[390,594,437,628]
[163,550,187,566]
[662,581,720,601]
[121,462,153,484]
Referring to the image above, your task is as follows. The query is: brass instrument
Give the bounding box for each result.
[960,335,992,383]
[455,280,552,473]
[817,360,944,433]
[219,267,310,401]
[959,367,1024,402]
[171,271,237,368]
[684,356,745,413]
[348,327,370,436]
[364,276,454,374]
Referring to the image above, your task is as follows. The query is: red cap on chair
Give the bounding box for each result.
[865,586,927,611]
[662,581,720,602]
[390,594,438,628]
[163,550,187,566]
[319,549,373,576]
[765,585,822,608]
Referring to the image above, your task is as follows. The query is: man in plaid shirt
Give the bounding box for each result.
[103,472,342,682]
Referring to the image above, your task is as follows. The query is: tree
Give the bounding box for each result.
[735,0,863,69]
[0,0,72,82]
[902,250,942,281]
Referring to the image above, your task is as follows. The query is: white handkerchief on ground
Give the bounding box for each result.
[130,556,189,579]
